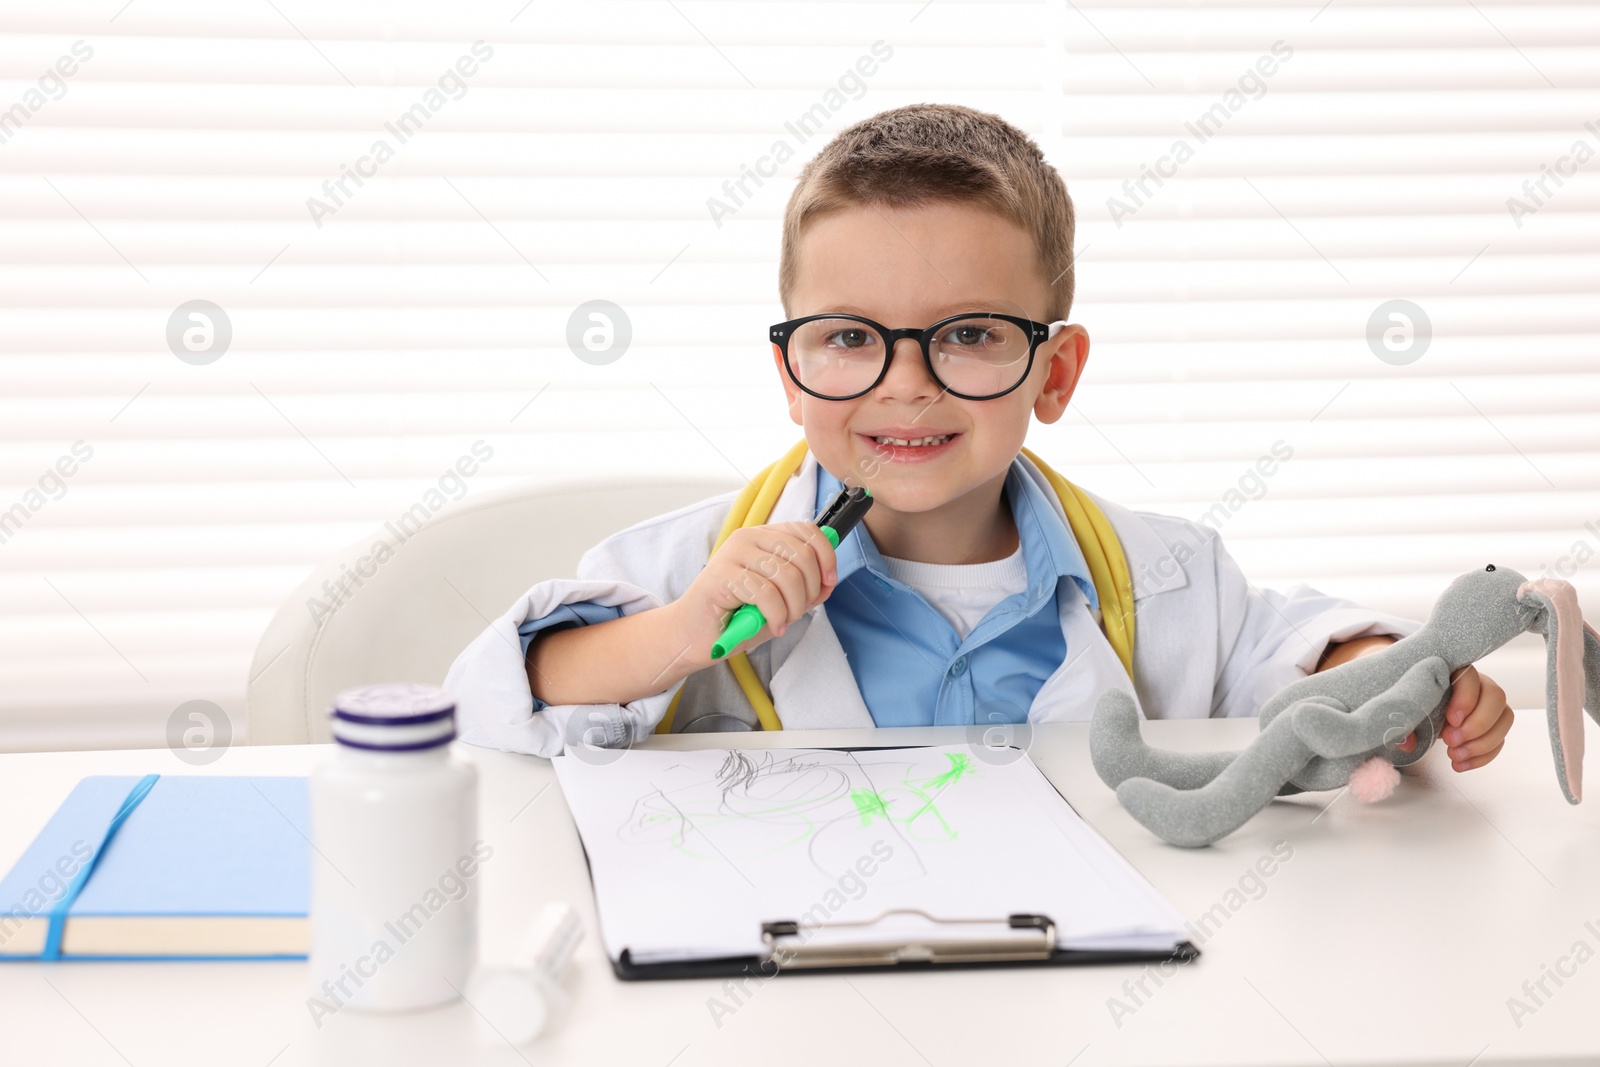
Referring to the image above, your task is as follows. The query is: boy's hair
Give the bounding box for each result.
[778,103,1077,322]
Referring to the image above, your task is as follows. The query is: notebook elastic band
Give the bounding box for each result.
[42,774,160,960]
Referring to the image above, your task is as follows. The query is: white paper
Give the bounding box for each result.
[552,745,1189,963]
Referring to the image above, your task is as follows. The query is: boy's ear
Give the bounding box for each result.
[1032,324,1089,424]
[773,343,804,426]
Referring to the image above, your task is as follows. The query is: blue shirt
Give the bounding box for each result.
[519,456,1098,724]
[816,459,1097,727]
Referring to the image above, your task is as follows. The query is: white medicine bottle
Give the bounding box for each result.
[309,683,482,1013]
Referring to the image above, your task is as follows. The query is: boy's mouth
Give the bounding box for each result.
[859,431,961,462]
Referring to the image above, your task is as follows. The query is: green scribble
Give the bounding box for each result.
[896,782,954,839]
[851,788,889,825]
[626,749,982,858]
[926,752,974,789]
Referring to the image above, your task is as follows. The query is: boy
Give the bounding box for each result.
[444,104,1513,768]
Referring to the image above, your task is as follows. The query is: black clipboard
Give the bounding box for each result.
[611,907,1199,981]
[563,743,1199,981]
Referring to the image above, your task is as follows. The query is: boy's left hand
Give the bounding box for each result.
[1322,638,1514,770]
[1436,665,1514,771]
[1396,664,1514,770]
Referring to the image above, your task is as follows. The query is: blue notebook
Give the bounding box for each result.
[0,775,309,960]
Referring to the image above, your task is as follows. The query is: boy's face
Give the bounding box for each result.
[775,199,1088,516]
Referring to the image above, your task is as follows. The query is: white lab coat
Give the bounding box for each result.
[444,451,1421,757]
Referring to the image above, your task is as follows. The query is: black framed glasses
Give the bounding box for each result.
[770,312,1067,401]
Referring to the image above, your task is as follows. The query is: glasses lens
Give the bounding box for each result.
[930,317,1031,397]
[787,317,886,398]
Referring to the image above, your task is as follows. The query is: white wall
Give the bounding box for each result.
[1,1,1596,750]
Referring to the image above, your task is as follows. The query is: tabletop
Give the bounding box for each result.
[1,717,1596,1067]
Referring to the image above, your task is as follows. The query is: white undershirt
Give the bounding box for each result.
[878,540,1030,642]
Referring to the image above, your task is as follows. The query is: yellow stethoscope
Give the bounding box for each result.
[656,437,1135,733]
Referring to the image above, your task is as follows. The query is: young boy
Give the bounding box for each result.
[444,104,1513,769]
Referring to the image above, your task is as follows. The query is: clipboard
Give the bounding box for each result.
[553,743,1200,981]
[612,908,1199,981]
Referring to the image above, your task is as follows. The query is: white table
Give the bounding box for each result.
[2,718,1596,1067]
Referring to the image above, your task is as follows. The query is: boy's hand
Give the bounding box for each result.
[670,521,840,663]
[525,521,839,709]
[1389,665,1513,770]
[1437,665,1514,772]
[1317,636,1513,771]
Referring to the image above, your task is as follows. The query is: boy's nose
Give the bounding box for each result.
[873,337,942,401]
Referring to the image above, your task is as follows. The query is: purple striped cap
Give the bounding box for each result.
[330,683,456,751]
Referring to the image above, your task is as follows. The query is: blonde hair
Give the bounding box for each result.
[778,103,1077,321]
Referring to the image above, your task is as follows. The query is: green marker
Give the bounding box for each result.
[710,486,874,660]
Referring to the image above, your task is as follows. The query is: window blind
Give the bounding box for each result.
[1,0,1595,750]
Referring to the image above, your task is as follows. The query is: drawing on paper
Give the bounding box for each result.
[617,749,979,873]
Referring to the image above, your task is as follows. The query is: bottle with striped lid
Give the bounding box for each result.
[309,683,482,1014]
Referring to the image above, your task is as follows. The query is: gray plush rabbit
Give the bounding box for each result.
[1091,564,1600,847]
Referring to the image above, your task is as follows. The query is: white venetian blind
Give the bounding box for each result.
[0,0,1595,751]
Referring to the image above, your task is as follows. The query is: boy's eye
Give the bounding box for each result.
[941,324,995,348]
[825,328,876,350]
[934,318,1030,363]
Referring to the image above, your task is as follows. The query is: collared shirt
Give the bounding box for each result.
[878,540,1029,642]
[816,458,1099,727]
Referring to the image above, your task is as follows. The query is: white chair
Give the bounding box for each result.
[245,476,735,744]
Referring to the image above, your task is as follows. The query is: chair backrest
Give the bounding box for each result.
[245,476,736,744]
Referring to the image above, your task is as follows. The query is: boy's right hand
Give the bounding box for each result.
[669,521,840,662]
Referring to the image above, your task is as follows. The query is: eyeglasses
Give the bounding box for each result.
[770,312,1068,402]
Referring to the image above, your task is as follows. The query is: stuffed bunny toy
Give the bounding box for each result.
[1091,565,1600,847]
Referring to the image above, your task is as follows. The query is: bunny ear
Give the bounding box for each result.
[1585,621,1600,732]
[1517,579,1587,804]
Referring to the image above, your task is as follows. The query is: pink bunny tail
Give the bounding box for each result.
[1348,757,1401,804]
